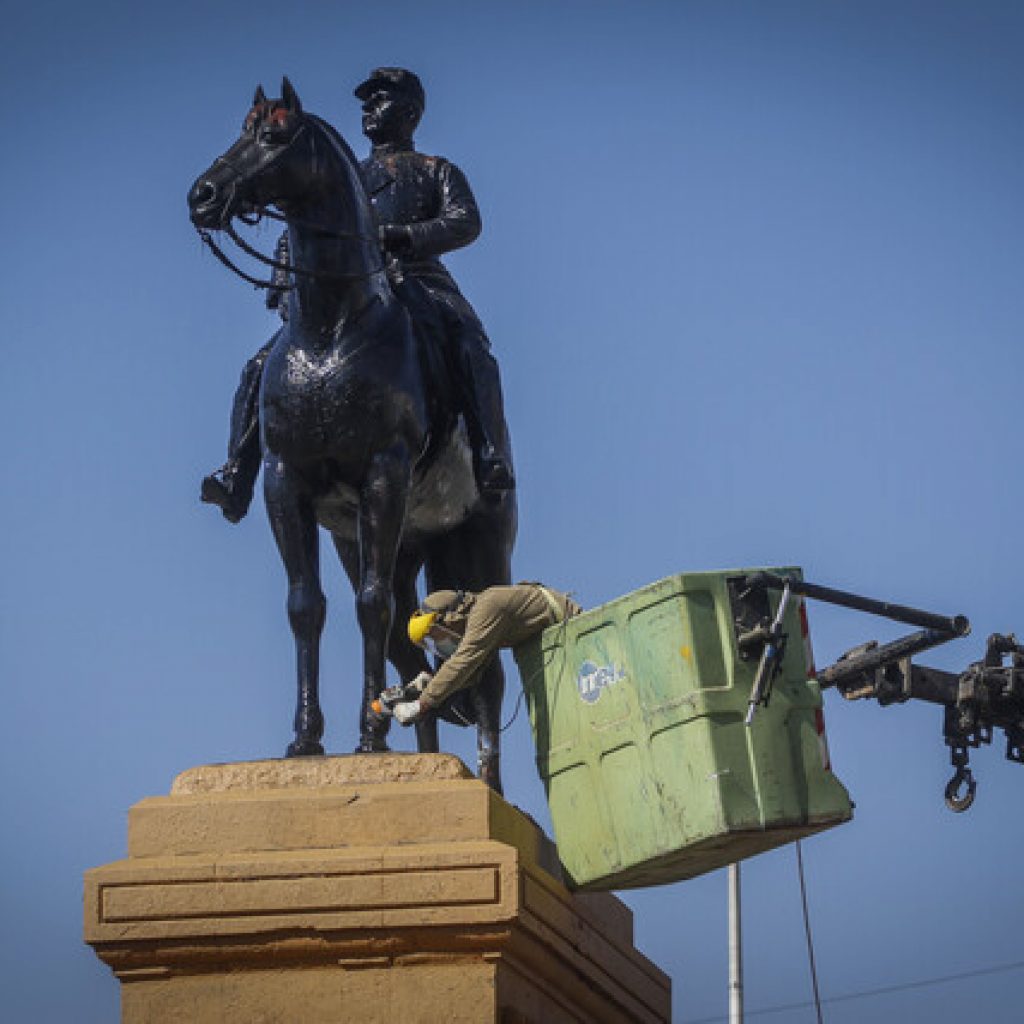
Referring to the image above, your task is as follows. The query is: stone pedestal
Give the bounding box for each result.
[85,754,671,1023]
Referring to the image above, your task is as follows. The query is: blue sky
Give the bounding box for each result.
[2,2,1022,1021]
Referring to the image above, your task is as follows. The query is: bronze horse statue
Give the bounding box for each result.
[187,80,516,791]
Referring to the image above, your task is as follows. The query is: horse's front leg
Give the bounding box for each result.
[354,445,411,752]
[264,457,325,757]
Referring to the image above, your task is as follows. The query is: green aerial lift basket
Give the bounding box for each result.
[514,568,853,891]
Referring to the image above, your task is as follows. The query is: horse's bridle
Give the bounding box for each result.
[196,120,386,290]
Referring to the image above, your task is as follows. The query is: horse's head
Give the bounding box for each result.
[188,78,313,229]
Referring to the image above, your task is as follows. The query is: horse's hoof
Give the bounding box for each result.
[285,737,325,757]
[366,706,390,730]
[478,758,503,795]
[354,736,390,753]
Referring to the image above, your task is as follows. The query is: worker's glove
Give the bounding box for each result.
[393,699,423,726]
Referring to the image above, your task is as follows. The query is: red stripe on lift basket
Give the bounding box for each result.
[800,597,832,771]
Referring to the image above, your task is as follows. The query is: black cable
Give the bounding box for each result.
[680,958,1024,1023]
[499,688,525,733]
[796,839,824,1024]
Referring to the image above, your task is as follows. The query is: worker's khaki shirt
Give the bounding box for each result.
[420,583,580,707]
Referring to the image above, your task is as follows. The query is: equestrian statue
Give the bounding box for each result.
[187,71,516,792]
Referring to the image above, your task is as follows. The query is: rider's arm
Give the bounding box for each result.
[404,159,482,259]
[419,592,508,708]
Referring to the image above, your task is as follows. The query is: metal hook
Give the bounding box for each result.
[944,766,976,812]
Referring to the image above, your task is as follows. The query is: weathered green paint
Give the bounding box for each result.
[514,568,853,890]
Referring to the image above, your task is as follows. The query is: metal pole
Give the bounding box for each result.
[729,861,743,1024]
[747,572,969,637]
[816,627,960,690]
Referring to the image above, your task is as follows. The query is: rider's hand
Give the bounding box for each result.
[379,223,413,256]
[393,699,422,726]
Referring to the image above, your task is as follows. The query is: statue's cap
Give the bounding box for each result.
[354,68,425,112]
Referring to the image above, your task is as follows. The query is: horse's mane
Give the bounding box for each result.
[305,113,377,229]
[306,113,360,172]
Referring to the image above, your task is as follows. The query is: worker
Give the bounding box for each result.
[392,584,582,724]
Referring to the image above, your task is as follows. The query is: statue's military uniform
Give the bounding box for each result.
[360,145,510,484]
[362,149,480,292]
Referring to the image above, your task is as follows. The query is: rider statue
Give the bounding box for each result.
[201,67,515,522]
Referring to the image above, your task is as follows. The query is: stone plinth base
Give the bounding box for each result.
[85,754,671,1023]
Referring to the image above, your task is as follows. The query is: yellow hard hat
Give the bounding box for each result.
[407,610,438,647]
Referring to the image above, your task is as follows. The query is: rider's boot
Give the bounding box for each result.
[456,336,515,498]
[201,418,261,522]
[201,341,271,523]
[201,457,258,524]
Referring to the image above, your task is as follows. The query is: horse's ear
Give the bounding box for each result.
[281,76,302,114]
[253,84,267,106]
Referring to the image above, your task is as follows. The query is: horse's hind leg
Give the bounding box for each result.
[425,506,514,794]
[264,458,325,757]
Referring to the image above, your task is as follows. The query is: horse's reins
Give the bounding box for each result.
[196,120,387,290]
[199,215,387,290]
[198,228,281,289]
